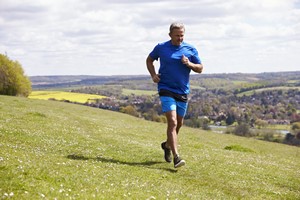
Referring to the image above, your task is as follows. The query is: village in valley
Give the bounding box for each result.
[30,72,300,146]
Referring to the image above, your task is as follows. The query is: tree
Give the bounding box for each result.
[0,54,31,96]
[225,113,235,125]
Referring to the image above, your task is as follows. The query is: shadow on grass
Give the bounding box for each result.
[67,154,177,173]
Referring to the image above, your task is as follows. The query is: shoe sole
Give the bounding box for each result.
[174,160,186,168]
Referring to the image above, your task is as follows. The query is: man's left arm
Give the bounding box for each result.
[186,61,203,73]
[181,55,203,73]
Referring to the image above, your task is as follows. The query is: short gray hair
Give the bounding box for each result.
[169,22,185,33]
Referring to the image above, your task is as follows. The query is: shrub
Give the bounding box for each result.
[233,123,253,137]
[255,119,268,129]
[0,54,31,97]
[120,105,139,117]
[291,122,300,131]
[296,131,300,140]
[224,145,254,153]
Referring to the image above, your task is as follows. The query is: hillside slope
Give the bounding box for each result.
[0,95,299,199]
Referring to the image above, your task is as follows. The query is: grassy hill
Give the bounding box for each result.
[0,95,299,199]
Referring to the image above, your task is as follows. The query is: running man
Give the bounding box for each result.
[146,22,203,168]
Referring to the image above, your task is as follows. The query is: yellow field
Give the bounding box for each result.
[29,91,106,104]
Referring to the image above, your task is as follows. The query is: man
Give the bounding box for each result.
[146,22,203,168]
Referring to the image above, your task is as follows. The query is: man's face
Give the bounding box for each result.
[169,28,185,46]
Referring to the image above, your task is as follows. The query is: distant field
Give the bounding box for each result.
[238,86,300,96]
[190,85,206,90]
[29,91,106,103]
[287,80,299,84]
[122,89,157,96]
[232,80,249,85]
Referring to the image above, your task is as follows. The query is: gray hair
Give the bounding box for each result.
[169,22,185,33]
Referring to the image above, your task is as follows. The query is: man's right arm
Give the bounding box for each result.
[146,55,160,83]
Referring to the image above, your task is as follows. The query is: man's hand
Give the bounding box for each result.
[181,54,203,73]
[181,55,190,66]
[151,74,160,83]
[146,55,161,83]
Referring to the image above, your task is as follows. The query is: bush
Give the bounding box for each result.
[120,105,139,117]
[284,132,300,146]
[0,54,31,96]
[233,123,254,137]
[225,127,234,134]
[202,122,211,131]
[257,129,276,142]
[291,122,300,131]
[296,131,300,140]
[153,115,167,123]
[255,119,268,129]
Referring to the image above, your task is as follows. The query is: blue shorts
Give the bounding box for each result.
[160,96,188,117]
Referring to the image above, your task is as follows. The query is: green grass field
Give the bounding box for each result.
[1,95,300,199]
[29,91,106,104]
[237,86,300,96]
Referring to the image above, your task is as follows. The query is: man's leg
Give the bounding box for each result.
[171,102,186,168]
[165,113,184,154]
[165,110,186,168]
[160,96,186,167]
[176,114,184,134]
[165,110,179,156]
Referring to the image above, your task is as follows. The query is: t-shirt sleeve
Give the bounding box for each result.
[149,44,160,61]
[191,48,201,64]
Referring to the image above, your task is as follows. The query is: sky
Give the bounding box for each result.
[0,0,300,76]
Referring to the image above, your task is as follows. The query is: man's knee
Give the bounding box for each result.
[177,116,184,128]
[165,111,178,127]
[177,120,183,128]
[167,118,177,127]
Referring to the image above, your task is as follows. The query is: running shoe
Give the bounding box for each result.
[174,154,186,168]
[161,142,172,163]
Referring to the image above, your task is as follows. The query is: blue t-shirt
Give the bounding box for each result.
[149,40,201,95]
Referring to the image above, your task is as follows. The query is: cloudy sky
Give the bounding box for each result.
[0,0,299,76]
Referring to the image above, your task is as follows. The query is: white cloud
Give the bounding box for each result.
[0,0,299,75]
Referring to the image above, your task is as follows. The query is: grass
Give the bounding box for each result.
[237,86,300,96]
[265,124,291,131]
[232,80,249,85]
[1,95,300,199]
[28,91,106,104]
